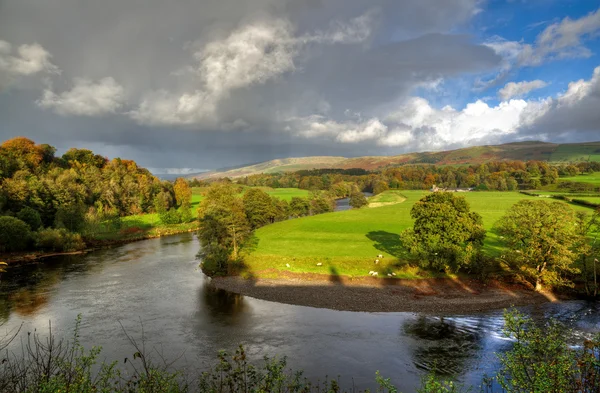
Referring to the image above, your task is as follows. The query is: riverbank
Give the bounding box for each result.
[0,222,199,264]
[210,273,555,313]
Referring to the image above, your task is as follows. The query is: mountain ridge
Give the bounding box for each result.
[191,141,600,179]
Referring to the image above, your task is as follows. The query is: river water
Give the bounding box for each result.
[1,233,599,391]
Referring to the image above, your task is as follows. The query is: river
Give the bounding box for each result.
[1,233,599,391]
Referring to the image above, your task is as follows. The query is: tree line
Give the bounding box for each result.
[230,160,600,194]
[0,137,193,254]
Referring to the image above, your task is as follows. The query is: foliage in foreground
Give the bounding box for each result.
[1,310,599,393]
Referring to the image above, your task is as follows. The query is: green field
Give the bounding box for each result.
[368,190,406,206]
[243,190,598,278]
[550,144,600,162]
[559,172,600,183]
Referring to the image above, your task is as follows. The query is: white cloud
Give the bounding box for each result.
[498,79,547,100]
[479,9,600,90]
[521,8,600,66]
[37,77,125,116]
[130,12,375,126]
[518,65,600,137]
[0,40,59,76]
[291,96,531,149]
[0,39,59,89]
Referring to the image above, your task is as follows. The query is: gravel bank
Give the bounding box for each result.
[211,274,553,314]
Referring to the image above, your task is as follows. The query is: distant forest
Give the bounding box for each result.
[225,161,600,194]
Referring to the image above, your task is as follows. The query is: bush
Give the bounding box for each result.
[349,192,368,209]
[159,208,182,225]
[16,206,43,231]
[0,216,31,252]
[36,228,86,252]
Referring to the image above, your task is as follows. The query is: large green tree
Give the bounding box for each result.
[495,200,582,291]
[242,188,277,229]
[401,192,485,272]
[197,183,251,276]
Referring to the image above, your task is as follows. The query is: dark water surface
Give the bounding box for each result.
[1,233,599,391]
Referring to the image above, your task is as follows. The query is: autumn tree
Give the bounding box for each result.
[173,177,192,209]
[349,192,368,209]
[401,192,486,272]
[495,200,582,291]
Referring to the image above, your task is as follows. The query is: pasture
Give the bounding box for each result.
[243,190,598,278]
[559,172,600,184]
[550,143,600,162]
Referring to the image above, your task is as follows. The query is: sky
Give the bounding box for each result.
[1,0,600,173]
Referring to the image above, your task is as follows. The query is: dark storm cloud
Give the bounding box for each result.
[2,0,598,170]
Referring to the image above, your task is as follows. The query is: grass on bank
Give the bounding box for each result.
[242,190,598,279]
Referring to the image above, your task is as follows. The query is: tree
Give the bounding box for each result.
[243,188,276,229]
[309,191,334,215]
[372,180,389,195]
[288,197,310,218]
[401,192,485,272]
[17,206,43,231]
[0,216,31,252]
[173,177,192,209]
[349,192,368,209]
[197,183,251,276]
[495,200,581,291]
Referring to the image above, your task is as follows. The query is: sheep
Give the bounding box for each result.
[387,273,392,277]
[374,259,380,264]
[286,263,290,268]
[391,273,396,276]
[377,254,384,258]
[316,263,323,266]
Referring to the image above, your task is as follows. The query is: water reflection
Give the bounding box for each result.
[201,284,247,323]
[403,316,483,376]
[0,233,598,392]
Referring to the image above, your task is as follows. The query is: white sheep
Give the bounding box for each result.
[286,263,290,268]
[374,259,380,264]
[377,254,384,258]
[316,262,323,266]
[387,273,392,277]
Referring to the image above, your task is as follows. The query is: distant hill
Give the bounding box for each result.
[192,141,600,179]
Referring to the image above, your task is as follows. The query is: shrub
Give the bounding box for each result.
[0,216,31,252]
[36,228,86,252]
[159,208,182,225]
[16,206,43,231]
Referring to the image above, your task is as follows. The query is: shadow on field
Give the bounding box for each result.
[328,266,343,285]
[366,231,405,258]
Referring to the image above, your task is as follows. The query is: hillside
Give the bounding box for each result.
[193,141,600,179]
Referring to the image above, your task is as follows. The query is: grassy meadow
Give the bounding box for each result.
[243,190,598,279]
[559,172,600,183]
